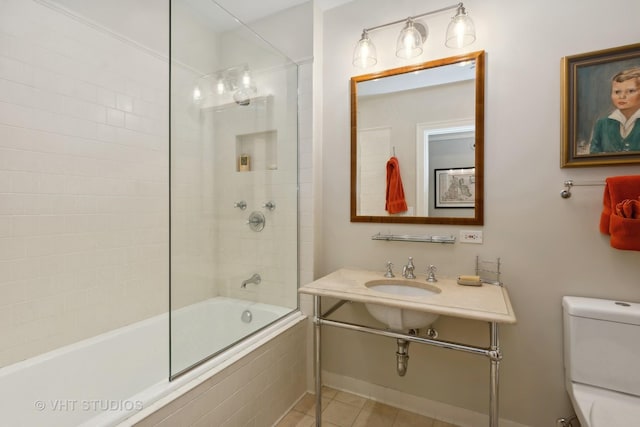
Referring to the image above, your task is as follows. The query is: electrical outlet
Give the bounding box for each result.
[460,230,483,244]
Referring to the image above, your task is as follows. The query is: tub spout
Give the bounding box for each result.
[241,273,261,288]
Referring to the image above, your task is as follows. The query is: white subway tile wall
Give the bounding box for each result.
[169,63,218,309]
[0,0,169,367]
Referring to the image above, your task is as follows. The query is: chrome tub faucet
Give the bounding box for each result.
[241,273,261,288]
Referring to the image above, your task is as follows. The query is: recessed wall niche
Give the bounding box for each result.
[235,130,278,172]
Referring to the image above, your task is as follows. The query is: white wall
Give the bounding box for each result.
[316,0,640,426]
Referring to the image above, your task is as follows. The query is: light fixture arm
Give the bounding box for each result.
[361,2,463,34]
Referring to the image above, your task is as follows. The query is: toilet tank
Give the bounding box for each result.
[563,296,640,397]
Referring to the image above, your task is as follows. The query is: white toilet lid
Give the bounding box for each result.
[590,397,640,427]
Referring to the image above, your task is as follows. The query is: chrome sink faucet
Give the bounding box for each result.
[426,265,438,282]
[402,257,416,279]
[384,261,395,278]
[241,273,261,288]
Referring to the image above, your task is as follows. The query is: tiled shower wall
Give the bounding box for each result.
[211,68,299,309]
[170,62,218,309]
[0,0,169,367]
[170,3,301,310]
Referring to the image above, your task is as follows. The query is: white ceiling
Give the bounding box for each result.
[185,0,354,31]
[53,0,354,30]
[215,0,309,23]
[206,0,357,21]
[51,0,354,50]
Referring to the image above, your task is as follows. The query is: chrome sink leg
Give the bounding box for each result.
[313,295,322,427]
[489,322,501,427]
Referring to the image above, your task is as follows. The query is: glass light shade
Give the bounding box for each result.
[396,20,424,59]
[216,78,225,95]
[445,6,476,48]
[192,86,202,102]
[353,31,377,68]
[241,70,251,88]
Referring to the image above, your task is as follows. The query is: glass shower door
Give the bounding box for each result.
[169,0,299,377]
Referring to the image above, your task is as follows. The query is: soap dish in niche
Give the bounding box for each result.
[457,275,482,286]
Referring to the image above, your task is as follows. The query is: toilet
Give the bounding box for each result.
[562,296,640,426]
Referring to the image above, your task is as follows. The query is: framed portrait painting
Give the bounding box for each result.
[561,43,640,167]
[434,167,475,208]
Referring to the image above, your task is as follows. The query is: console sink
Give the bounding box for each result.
[364,280,441,330]
[299,268,516,325]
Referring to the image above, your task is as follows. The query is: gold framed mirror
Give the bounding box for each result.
[350,50,485,224]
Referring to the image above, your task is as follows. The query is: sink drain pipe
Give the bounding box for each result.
[396,339,410,376]
[396,329,427,376]
[556,416,578,427]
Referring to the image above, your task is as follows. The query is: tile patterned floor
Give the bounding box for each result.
[276,387,460,427]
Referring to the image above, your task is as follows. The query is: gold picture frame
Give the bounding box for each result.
[561,43,640,167]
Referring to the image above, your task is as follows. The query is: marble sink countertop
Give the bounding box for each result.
[299,268,516,324]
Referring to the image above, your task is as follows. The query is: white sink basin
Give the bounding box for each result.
[364,280,440,330]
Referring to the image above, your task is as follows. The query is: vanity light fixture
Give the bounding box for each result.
[194,65,257,106]
[192,86,202,102]
[352,2,476,68]
[216,75,225,95]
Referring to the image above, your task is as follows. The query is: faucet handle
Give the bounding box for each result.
[262,201,276,211]
[384,261,395,278]
[426,265,438,282]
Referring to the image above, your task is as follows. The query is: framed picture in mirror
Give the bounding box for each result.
[434,167,475,208]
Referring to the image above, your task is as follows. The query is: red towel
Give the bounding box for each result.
[615,198,640,219]
[599,176,640,234]
[385,156,408,214]
[599,175,640,251]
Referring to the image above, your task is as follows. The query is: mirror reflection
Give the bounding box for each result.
[351,51,484,225]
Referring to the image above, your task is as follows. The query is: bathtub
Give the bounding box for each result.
[0,297,300,427]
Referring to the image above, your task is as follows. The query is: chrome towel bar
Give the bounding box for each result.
[560,179,605,199]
